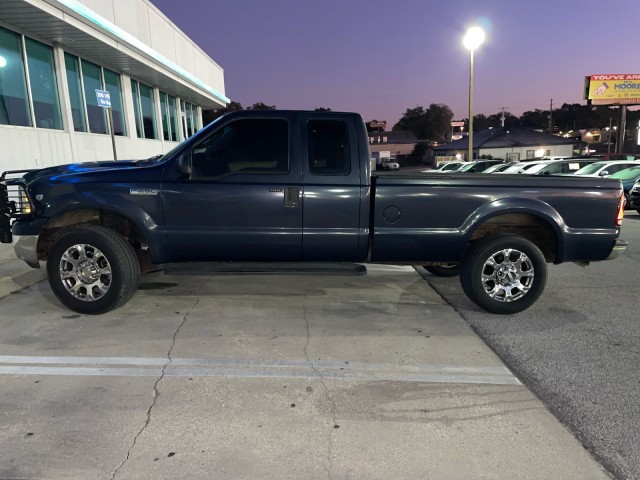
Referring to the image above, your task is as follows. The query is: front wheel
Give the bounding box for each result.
[460,235,547,315]
[46,226,140,314]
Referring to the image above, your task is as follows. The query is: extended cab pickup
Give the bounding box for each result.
[0,110,627,315]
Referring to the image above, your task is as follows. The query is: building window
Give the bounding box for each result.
[526,150,534,159]
[0,26,63,130]
[64,53,126,136]
[180,100,199,138]
[81,60,108,134]
[159,91,179,141]
[24,38,62,130]
[307,119,351,176]
[64,53,86,132]
[103,69,126,136]
[131,79,157,139]
[0,26,32,127]
[181,100,198,138]
[506,153,520,162]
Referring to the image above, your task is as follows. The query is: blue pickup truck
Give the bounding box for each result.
[0,110,627,315]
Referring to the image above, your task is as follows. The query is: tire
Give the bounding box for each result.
[424,264,461,277]
[46,226,140,314]
[460,235,547,315]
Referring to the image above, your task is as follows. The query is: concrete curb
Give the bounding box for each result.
[0,264,47,300]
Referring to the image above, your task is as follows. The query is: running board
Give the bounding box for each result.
[161,262,367,276]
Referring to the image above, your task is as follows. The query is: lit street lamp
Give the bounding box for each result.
[463,26,485,162]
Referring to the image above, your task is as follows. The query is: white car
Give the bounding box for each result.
[431,161,471,172]
[386,160,400,170]
[497,160,553,174]
[573,160,640,177]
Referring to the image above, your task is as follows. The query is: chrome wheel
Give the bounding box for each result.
[480,248,534,302]
[59,243,112,302]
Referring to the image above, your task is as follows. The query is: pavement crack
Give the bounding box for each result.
[303,297,336,480]
[110,298,200,480]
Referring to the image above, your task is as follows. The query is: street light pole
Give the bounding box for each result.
[463,27,485,162]
[468,48,474,162]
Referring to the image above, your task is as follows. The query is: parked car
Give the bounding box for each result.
[432,161,469,172]
[497,160,554,174]
[482,163,513,173]
[628,180,640,213]
[573,160,640,177]
[458,160,503,173]
[526,158,599,175]
[609,165,640,208]
[385,159,400,170]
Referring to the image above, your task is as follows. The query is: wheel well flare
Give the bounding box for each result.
[469,213,557,262]
[37,209,148,262]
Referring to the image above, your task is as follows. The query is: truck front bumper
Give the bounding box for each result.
[14,234,40,269]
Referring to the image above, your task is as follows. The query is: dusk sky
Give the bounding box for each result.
[152,0,640,127]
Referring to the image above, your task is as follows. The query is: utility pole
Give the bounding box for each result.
[549,98,553,134]
[499,106,509,127]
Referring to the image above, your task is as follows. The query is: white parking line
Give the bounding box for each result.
[0,355,520,385]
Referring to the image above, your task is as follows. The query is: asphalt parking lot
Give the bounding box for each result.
[0,262,609,479]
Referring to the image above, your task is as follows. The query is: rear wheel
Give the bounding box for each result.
[424,264,461,277]
[460,235,547,315]
[46,226,140,314]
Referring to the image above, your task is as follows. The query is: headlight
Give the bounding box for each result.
[7,184,32,217]
[19,189,31,215]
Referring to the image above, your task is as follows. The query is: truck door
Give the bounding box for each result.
[301,114,367,261]
[161,115,303,261]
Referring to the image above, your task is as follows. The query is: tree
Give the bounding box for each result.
[393,104,454,141]
[314,107,332,112]
[472,114,490,131]
[412,141,430,156]
[519,109,548,129]
[249,102,276,110]
[202,100,243,124]
[424,104,454,141]
[487,111,516,127]
[393,106,427,138]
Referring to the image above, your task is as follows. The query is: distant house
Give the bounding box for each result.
[434,127,574,162]
[368,130,420,157]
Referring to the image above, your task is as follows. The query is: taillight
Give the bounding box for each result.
[616,194,624,227]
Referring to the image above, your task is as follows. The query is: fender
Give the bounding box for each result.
[39,190,168,262]
[461,197,565,258]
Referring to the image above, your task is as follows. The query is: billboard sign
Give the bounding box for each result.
[587,74,640,105]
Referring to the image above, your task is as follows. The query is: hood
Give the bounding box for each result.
[21,159,156,185]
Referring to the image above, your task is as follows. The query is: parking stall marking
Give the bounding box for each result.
[0,355,520,386]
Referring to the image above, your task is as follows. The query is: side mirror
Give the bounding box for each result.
[176,154,191,179]
[599,170,609,177]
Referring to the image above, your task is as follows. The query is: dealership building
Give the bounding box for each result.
[0,0,228,171]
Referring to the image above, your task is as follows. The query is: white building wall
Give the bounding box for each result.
[480,145,574,160]
[79,0,226,95]
[0,0,220,170]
